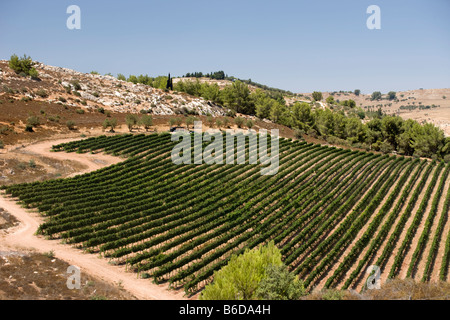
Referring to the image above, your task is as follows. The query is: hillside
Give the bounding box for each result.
[299,89,450,137]
[0,60,226,117]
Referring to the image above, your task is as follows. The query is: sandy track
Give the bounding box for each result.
[16,138,124,178]
[0,138,187,300]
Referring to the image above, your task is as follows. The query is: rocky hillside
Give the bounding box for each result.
[0,60,227,117]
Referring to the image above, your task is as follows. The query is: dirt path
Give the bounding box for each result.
[0,138,187,300]
[15,138,124,178]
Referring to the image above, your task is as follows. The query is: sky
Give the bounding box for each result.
[1,0,449,94]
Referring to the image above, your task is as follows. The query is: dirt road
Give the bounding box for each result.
[0,138,187,300]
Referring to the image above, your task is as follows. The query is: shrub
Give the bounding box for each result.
[294,128,305,140]
[29,67,39,80]
[27,116,40,127]
[29,159,36,168]
[21,96,32,102]
[98,107,105,114]
[66,120,76,130]
[81,100,87,106]
[255,264,307,300]
[92,92,100,98]
[70,80,82,91]
[200,241,283,300]
[0,140,3,149]
[76,109,85,114]
[25,125,34,132]
[234,117,244,128]
[59,97,67,103]
[9,54,34,75]
[35,89,48,98]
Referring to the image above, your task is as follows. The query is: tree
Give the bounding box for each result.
[103,118,117,132]
[127,75,138,84]
[207,115,215,128]
[139,115,153,132]
[125,114,139,132]
[28,67,39,80]
[371,91,382,101]
[347,99,356,108]
[174,117,183,127]
[387,91,397,100]
[326,96,335,105]
[185,116,194,129]
[234,117,245,128]
[312,91,323,101]
[255,265,307,300]
[354,89,361,96]
[216,118,223,129]
[220,81,254,114]
[117,73,126,81]
[9,54,35,76]
[199,241,283,300]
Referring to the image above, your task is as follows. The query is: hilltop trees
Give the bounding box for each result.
[371,91,382,101]
[9,54,39,79]
[312,91,323,101]
[388,91,397,100]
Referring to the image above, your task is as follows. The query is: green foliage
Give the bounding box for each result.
[29,67,39,80]
[0,140,3,149]
[103,118,118,132]
[117,73,126,81]
[371,91,382,101]
[35,89,48,98]
[139,115,153,131]
[354,89,361,96]
[255,264,307,300]
[9,54,35,76]
[326,96,335,105]
[320,289,345,300]
[312,91,323,101]
[200,242,283,300]
[70,80,82,91]
[387,91,397,100]
[234,117,245,128]
[126,114,139,131]
[27,116,40,127]
[66,120,76,130]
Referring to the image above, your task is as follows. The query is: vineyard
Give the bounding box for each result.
[1,132,450,295]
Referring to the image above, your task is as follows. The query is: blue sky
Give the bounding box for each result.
[1,0,449,94]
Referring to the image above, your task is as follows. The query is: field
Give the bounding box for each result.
[1,132,449,295]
